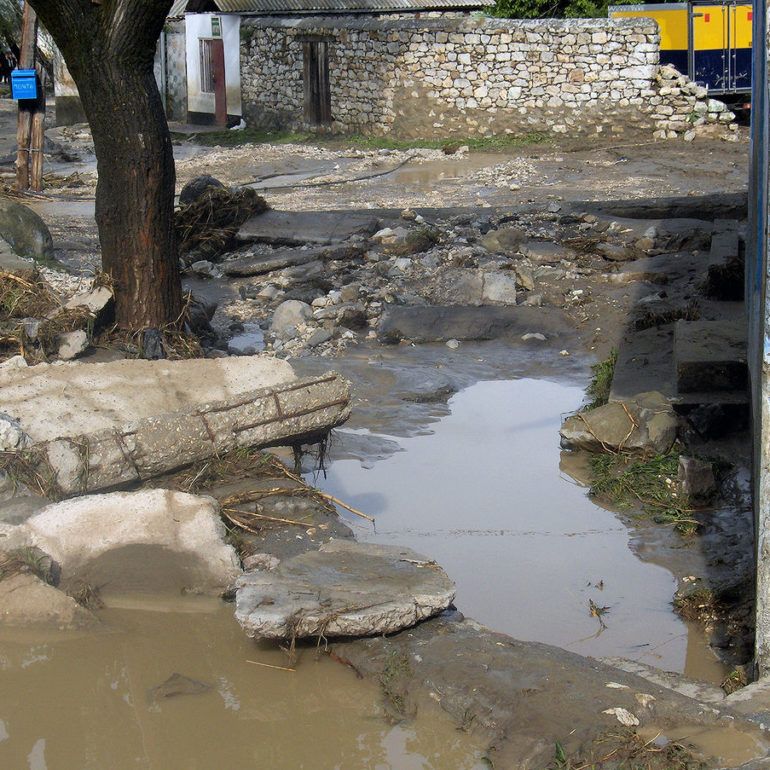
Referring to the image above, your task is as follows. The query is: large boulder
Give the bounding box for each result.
[235,539,455,639]
[0,198,54,260]
[24,489,241,595]
[560,392,678,454]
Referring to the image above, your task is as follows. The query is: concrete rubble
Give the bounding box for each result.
[0,356,351,495]
[19,489,241,595]
[235,539,455,639]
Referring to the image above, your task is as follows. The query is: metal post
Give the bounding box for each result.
[748,0,770,676]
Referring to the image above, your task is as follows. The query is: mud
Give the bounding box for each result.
[0,599,487,769]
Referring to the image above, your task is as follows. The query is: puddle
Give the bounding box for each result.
[0,600,487,769]
[314,378,729,678]
[227,323,265,355]
[639,723,766,767]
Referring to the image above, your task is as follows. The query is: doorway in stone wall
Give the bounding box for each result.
[302,39,332,126]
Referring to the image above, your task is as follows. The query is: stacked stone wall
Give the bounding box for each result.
[240,16,737,139]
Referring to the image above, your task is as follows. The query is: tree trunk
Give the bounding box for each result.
[27,0,182,331]
[79,66,182,329]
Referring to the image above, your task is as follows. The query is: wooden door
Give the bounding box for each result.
[211,38,227,127]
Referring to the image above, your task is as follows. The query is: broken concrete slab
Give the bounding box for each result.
[378,305,569,344]
[0,573,96,629]
[23,489,240,594]
[25,372,350,495]
[560,391,678,454]
[675,318,747,393]
[0,356,297,443]
[222,247,323,277]
[235,539,455,640]
[236,210,379,247]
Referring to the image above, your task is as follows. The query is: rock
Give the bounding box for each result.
[378,305,568,344]
[522,333,547,342]
[243,553,280,571]
[0,199,54,260]
[222,247,322,277]
[0,412,31,451]
[597,243,635,262]
[237,210,379,247]
[149,673,212,701]
[57,330,89,360]
[235,539,455,639]
[480,227,526,254]
[514,264,536,291]
[394,369,457,403]
[0,573,96,629]
[306,328,333,348]
[519,241,574,264]
[560,392,678,454]
[190,260,219,278]
[64,285,114,319]
[446,339,460,349]
[0,237,35,276]
[0,355,27,371]
[375,226,436,257]
[271,300,313,339]
[481,271,518,305]
[678,456,716,499]
[24,489,241,594]
[179,175,225,206]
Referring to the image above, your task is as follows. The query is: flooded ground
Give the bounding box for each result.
[312,369,729,682]
[0,598,487,770]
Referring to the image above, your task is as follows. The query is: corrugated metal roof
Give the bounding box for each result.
[172,0,492,14]
[169,0,189,17]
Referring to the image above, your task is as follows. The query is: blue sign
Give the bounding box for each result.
[10,69,38,100]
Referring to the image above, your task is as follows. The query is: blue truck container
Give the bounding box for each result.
[10,69,38,100]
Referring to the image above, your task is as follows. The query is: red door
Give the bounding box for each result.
[210,38,227,127]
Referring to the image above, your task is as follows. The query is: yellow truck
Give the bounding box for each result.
[608,1,752,95]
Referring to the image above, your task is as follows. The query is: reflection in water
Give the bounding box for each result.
[316,378,726,677]
[0,603,486,770]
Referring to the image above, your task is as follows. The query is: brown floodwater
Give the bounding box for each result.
[0,597,487,770]
[314,377,730,681]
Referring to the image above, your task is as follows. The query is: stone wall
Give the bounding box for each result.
[240,16,736,139]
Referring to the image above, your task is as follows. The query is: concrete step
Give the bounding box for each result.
[675,318,748,394]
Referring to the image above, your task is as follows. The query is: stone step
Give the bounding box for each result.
[674,318,748,394]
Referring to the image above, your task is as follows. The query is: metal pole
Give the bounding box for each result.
[748,0,770,676]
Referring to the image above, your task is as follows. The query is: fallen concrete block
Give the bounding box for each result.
[26,372,350,495]
[560,391,678,454]
[0,356,297,443]
[235,539,455,640]
[24,489,241,594]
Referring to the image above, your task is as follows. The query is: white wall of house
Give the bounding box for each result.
[185,13,242,118]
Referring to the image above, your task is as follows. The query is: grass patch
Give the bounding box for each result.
[588,450,698,534]
[0,546,58,585]
[378,649,415,723]
[175,128,551,153]
[584,349,617,411]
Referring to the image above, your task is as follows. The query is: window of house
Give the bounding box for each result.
[302,40,331,126]
[199,39,215,94]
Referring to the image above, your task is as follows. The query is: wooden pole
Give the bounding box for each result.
[15,2,38,192]
[30,68,46,192]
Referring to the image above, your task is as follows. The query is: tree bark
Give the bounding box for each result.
[15,2,37,192]
[27,0,182,330]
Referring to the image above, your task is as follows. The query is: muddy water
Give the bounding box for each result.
[315,377,728,680]
[0,598,487,770]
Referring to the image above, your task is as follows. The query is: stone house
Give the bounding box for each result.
[167,0,736,140]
